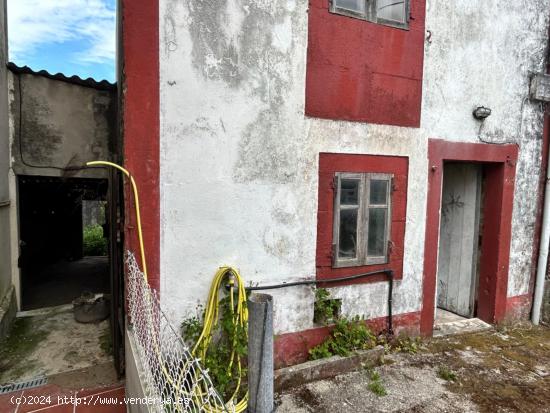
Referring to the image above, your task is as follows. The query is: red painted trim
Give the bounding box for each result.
[421,139,518,335]
[305,0,426,127]
[122,0,160,290]
[505,294,532,321]
[316,153,408,285]
[274,311,420,368]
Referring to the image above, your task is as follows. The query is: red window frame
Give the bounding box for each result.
[316,153,408,285]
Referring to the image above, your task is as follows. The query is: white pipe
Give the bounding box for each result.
[532,140,550,325]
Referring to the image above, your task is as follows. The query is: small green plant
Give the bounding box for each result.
[309,316,377,360]
[83,224,107,256]
[180,312,203,346]
[308,340,333,360]
[390,335,422,354]
[313,288,341,325]
[181,298,247,401]
[437,365,457,382]
[367,370,387,396]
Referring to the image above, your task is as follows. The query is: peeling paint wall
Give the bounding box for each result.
[9,73,116,179]
[0,0,12,302]
[159,0,550,334]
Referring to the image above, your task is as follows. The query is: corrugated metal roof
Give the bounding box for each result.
[7,62,116,91]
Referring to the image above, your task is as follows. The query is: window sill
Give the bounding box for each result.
[316,260,403,288]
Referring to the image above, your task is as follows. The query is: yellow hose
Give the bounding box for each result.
[87,161,248,412]
[191,266,249,412]
[86,161,148,279]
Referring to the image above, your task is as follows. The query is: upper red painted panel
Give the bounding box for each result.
[305,0,426,127]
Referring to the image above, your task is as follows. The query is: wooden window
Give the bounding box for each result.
[333,173,392,268]
[330,0,409,29]
[316,153,407,285]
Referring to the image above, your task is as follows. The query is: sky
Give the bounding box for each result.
[7,0,116,82]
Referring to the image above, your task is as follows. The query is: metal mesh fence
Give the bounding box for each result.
[126,251,229,413]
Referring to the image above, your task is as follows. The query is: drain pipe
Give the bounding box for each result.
[533,129,550,325]
[248,293,274,413]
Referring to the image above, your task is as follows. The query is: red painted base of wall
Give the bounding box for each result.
[274,311,420,368]
[505,294,532,321]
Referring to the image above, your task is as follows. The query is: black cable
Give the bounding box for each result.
[245,269,392,290]
[17,74,98,172]
[246,269,395,336]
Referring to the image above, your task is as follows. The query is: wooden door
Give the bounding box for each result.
[437,163,481,318]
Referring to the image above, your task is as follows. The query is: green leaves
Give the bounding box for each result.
[83,224,107,256]
[309,316,377,360]
[180,297,247,401]
[313,288,341,325]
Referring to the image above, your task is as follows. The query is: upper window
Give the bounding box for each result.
[330,0,409,29]
[333,172,392,268]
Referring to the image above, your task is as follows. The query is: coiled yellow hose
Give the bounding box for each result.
[192,267,249,412]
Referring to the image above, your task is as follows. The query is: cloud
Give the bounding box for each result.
[7,0,115,66]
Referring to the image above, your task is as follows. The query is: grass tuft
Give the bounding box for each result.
[437,365,457,382]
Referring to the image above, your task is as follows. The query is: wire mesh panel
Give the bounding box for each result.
[126,251,229,413]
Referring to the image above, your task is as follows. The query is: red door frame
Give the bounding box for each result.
[420,139,518,335]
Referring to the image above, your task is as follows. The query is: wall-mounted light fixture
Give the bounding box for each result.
[473,106,492,120]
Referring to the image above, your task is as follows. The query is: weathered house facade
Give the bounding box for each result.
[120,0,550,367]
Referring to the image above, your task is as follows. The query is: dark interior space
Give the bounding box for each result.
[18,175,110,310]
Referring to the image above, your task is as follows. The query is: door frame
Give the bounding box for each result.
[108,167,125,376]
[421,139,518,335]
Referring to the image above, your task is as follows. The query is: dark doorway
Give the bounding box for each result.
[18,175,110,310]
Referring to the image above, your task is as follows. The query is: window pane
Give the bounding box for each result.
[333,0,365,14]
[340,178,360,205]
[339,208,358,258]
[370,179,388,205]
[377,0,405,23]
[367,208,387,256]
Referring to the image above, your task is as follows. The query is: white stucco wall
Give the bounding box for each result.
[159,0,549,334]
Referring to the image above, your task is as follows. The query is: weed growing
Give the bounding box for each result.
[309,316,377,360]
[181,299,247,402]
[437,365,457,382]
[313,288,341,325]
[366,369,387,396]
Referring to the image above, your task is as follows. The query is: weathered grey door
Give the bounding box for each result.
[437,163,481,318]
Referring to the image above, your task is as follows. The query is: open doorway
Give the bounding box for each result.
[18,175,109,310]
[421,140,518,336]
[0,174,124,386]
[435,162,482,325]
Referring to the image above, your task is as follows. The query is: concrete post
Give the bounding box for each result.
[247,293,274,413]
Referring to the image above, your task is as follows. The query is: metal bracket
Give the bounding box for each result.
[530,73,550,102]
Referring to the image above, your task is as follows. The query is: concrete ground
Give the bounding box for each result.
[0,305,115,386]
[22,256,109,310]
[276,324,550,413]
